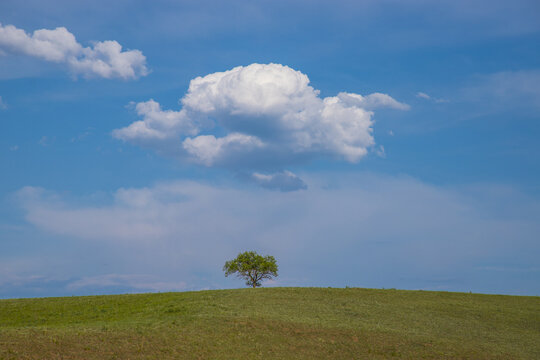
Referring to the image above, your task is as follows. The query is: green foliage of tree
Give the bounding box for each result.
[223,251,278,288]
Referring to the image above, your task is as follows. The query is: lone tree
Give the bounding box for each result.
[223,251,278,288]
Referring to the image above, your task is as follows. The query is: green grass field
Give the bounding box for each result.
[0,287,538,359]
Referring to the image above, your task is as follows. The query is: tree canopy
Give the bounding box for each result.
[223,251,278,288]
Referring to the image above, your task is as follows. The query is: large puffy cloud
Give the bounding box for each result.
[112,100,198,142]
[0,23,148,79]
[11,174,540,295]
[182,133,264,166]
[113,63,408,185]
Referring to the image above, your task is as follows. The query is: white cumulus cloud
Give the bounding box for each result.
[113,63,408,187]
[0,96,6,109]
[183,133,264,166]
[112,100,198,142]
[0,23,148,79]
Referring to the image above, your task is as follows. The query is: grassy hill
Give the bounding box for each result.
[0,287,538,359]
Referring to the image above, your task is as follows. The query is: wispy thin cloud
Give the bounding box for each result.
[416,92,431,100]
[0,96,7,109]
[416,92,449,103]
[375,145,386,158]
[463,69,540,110]
[5,173,539,295]
[38,136,51,146]
[67,274,187,292]
[70,128,93,143]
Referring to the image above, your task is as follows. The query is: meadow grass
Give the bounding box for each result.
[0,287,538,359]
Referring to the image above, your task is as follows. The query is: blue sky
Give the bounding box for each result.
[1,0,539,298]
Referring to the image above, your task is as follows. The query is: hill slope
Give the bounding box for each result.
[0,287,538,359]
